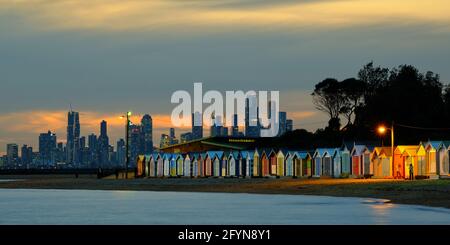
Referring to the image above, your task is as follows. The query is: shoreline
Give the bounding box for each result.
[1,175,449,209]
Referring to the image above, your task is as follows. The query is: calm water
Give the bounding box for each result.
[0,189,449,224]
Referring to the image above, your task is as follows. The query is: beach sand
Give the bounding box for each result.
[0,175,449,209]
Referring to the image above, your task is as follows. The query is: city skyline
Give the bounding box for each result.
[2,0,450,154]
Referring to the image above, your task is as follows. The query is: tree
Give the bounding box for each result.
[311,78,347,130]
[340,78,366,127]
[357,62,389,102]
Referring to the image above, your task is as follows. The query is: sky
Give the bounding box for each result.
[1,0,450,154]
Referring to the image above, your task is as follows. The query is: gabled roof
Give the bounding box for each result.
[240,151,251,159]
[162,153,173,160]
[314,148,335,158]
[443,141,450,149]
[372,147,392,158]
[351,145,367,155]
[424,141,443,150]
[206,151,224,159]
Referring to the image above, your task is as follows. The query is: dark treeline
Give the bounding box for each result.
[278,62,450,148]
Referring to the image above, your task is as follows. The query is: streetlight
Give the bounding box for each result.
[377,122,394,178]
[120,111,132,179]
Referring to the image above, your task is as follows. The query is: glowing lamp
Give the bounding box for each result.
[377,126,386,134]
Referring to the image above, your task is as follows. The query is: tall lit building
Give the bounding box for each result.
[210,114,223,137]
[192,111,203,140]
[278,111,287,136]
[21,144,33,167]
[245,96,260,137]
[39,130,57,166]
[129,124,141,166]
[6,143,18,167]
[231,114,239,137]
[88,133,98,167]
[98,120,110,167]
[67,110,80,165]
[286,119,293,132]
[141,114,153,154]
[116,139,126,165]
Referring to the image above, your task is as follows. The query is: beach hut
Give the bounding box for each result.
[174,154,183,176]
[137,155,145,177]
[313,148,333,177]
[147,154,156,177]
[228,152,236,177]
[269,149,278,176]
[371,147,392,178]
[183,154,191,177]
[340,144,352,176]
[351,145,367,177]
[433,141,450,178]
[220,152,227,177]
[424,141,442,179]
[156,154,164,177]
[312,150,322,177]
[169,154,178,177]
[144,154,152,177]
[241,151,252,178]
[260,150,270,177]
[206,151,223,177]
[276,150,286,177]
[228,152,242,177]
[204,152,214,177]
[163,154,171,177]
[190,153,198,177]
[362,146,374,177]
[322,149,333,177]
[331,149,341,178]
[440,141,450,177]
[294,151,312,178]
[199,153,206,177]
[394,145,426,179]
[285,152,295,177]
[252,149,261,177]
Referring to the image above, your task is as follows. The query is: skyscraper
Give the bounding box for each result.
[21,144,33,167]
[88,133,98,167]
[192,111,203,140]
[39,130,57,166]
[6,143,18,167]
[286,119,293,132]
[170,128,176,144]
[129,124,141,166]
[231,114,239,137]
[210,114,223,137]
[278,111,287,136]
[141,114,153,154]
[98,120,110,167]
[116,139,126,165]
[245,96,260,137]
[67,110,80,165]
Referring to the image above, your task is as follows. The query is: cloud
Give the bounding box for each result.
[2,0,450,32]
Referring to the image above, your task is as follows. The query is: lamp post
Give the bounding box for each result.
[377,122,394,178]
[120,111,131,179]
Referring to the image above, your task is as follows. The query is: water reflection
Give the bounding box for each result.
[0,189,449,225]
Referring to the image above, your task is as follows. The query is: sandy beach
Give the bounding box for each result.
[0,175,449,209]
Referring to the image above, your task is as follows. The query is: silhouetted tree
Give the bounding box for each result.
[311,78,346,130]
[340,78,366,127]
[357,62,389,102]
